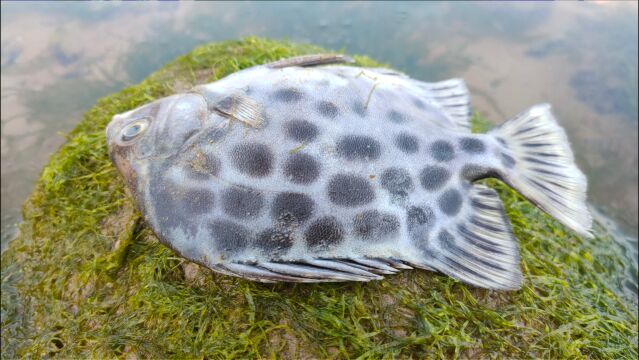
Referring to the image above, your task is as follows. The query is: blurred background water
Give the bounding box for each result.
[1,2,637,293]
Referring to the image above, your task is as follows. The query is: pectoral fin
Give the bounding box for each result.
[213,93,264,128]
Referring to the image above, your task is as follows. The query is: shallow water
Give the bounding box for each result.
[1,2,637,277]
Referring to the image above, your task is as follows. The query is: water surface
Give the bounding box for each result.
[2,3,637,284]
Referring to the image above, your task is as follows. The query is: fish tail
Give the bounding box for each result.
[488,104,592,237]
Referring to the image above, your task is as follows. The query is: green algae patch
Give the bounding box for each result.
[1,38,637,359]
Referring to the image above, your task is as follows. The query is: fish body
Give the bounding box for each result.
[106,55,592,290]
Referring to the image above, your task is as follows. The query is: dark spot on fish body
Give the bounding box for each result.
[461,164,500,182]
[501,152,516,168]
[352,101,367,117]
[209,220,250,253]
[271,192,315,225]
[284,119,319,142]
[407,205,435,244]
[459,137,486,154]
[182,189,214,214]
[255,228,294,255]
[284,153,320,184]
[273,88,304,102]
[231,143,273,177]
[336,135,381,162]
[352,210,400,242]
[187,152,220,179]
[394,133,419,154]
[380,168,414,197]
[305,216,344,249]
[149,176,198,238]
[388,109,407,123]
[430,140,455,162]
[412,97,426,109]
[438,188,462,216]
[221,186,264,219]
[419,166,450,191]
[316,101,340,119]
[328,174,375,207]
[437,230,456,251]
[205,126,228,143]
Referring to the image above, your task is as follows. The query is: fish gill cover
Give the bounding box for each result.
[1,38,637,359]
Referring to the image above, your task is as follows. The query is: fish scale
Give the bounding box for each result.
[106,54,592,290]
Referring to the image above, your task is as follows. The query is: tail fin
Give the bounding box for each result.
[488,104,592,238]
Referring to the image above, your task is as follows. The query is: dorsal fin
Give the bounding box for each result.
[423,78,472,133]
[267,54,355,68]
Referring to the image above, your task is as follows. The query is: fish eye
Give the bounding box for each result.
[120,118,149,143]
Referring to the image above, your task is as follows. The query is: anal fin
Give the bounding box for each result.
[427,185,523,290]
[214,257,413,283]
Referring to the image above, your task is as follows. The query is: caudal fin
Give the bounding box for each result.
[489,104,592,237]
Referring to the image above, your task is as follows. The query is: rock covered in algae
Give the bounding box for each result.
[1,38,637,359]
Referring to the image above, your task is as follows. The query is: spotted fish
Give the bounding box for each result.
[106,54,592,290]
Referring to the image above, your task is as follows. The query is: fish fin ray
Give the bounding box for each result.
[489,104,592,237]
[424,78,471,133]
[218,256,421,282]
[267,54,354,68]
[425,185,523,290]
[213,93,264,128]
[257,261,380,282]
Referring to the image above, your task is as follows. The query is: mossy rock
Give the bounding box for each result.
[1,38,637,359]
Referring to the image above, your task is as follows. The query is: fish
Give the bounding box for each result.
[105,54,592,290]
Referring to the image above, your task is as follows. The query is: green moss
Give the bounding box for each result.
[2,37,637,359]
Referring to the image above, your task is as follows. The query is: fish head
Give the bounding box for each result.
[105,93,208,193]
